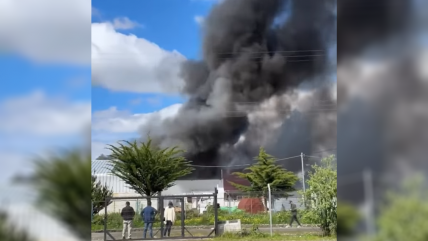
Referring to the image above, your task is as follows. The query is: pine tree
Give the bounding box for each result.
[92,175,113,216]
[107,138,194,202]
[229,147,298,210]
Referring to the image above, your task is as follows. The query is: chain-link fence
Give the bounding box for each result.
[91,190,322,240]
[92,191,219,240]
[214,191,309,228]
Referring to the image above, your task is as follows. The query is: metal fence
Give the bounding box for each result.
[92,189,311,240]
[93,189,219,240]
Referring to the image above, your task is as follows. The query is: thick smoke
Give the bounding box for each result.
[139,0,337,179]
[337,0,427,204]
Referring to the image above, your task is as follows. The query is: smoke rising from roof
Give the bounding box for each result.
[138,0,337,179]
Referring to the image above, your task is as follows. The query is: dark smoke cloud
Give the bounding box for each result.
[337,0,427,205]
[139,0,336,179]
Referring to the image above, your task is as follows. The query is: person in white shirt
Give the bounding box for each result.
[163,202,176,237]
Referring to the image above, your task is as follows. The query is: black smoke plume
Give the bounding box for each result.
[337,0,421,204]
[139,0,337,179]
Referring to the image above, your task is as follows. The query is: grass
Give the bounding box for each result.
[215,232,335,241]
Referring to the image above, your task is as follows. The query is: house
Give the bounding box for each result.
[92,159,223,214]
[92,159,303,214]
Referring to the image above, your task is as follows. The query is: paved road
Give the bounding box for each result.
[91,227,320,240]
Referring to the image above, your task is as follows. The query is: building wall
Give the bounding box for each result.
[94,175,224,214]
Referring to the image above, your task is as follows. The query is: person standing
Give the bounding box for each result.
[121,202,136,240]
[287,200,301,228]
[141,201,157,239]
[163,201,176,237]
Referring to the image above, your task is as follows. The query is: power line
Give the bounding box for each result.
[217,54,325,60]
[189,155,301,168]
[217,109,336,118]
[215,50,326,55]
[90,49,326,56]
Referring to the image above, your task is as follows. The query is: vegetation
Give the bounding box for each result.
[26,149,91,240]
[216,232,334,241]
[229,147,299,209]
[92,175,113,215]
[91,209,319,231]
[368,176,428,241]
[302,155,337,236]
[337,202,360,236]
[107,138,194,199]
[0,211,34,241]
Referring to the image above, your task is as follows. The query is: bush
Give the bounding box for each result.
[92,209,318,231]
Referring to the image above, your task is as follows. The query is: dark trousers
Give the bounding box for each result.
[143,222,153,238]
[164,221,173,236]
[289,213,301,226]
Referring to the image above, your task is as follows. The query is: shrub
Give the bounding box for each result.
[92,209,318,231]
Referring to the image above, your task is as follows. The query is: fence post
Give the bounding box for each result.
[160,196,165,238]
[214,188,219,236]
[268,184,273,236]
[103,197,108,241]
[181,197,185,237]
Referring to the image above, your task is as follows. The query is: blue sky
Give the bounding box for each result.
[91,0,215,114]
[0,0,91,239]
[90,0,220,158]
[0,0,92,182]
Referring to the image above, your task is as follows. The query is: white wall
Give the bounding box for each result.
[94,176,223,214]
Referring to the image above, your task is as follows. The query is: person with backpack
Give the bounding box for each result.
[121,202,136,239]
[286,200,302,228]
[163,201,176,237]
[141,201,157,239]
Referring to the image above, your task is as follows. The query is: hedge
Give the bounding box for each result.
[92,209,317,231]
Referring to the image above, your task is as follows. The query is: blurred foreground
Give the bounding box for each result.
[337,0,428,240]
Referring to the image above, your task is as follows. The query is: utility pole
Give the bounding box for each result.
[301,152,306,208]
[363,169,375,235]
[301,152,306,193]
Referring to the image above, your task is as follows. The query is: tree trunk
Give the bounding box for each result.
[157,191,162,211]
[263,196,268,212]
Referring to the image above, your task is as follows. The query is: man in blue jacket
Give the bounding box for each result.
[141,201,157,239]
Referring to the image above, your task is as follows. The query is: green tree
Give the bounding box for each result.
[0,211,34,241]
[369,176,428,241]
[303,155,337,236]
[22,149,91,240]
[92,175,113,215]
[229,147,298,210]
[107,139,194,200]
[337,201,360,237]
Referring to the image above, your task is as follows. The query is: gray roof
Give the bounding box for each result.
[92,159,112,175]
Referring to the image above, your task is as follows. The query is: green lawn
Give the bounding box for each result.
[215,233,335,241]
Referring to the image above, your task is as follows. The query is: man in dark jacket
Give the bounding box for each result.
[141,201,157,239]
[287,200,301,228]
[121,202,136,239]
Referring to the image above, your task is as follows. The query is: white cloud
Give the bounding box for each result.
[91,22,186,93]
[194,15,205,25]
[111,17,141,30]
[91,103,182,158]
[0,0,90,65]
[92,104,182,133]
[0,90,91,135]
